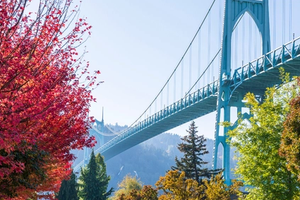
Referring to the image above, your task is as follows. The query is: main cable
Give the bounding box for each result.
[185,12,244,97]
[126,0,217,129]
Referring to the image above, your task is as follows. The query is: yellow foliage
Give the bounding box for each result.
[156,171,243,200]
[155,170,205,200]
[111,175,142,200]
[203,173,243,200]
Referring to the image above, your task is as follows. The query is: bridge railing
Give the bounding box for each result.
[95,80,219,155]
[232,37,300,86]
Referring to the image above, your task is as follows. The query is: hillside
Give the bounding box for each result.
[72,124,238,190]
[105,132,238,190]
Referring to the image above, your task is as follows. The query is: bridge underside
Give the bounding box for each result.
[99,61,300,161]
[99,94,218,160]
[231,54,300,101]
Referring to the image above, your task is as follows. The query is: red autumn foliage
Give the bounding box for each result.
[0,0,99,198]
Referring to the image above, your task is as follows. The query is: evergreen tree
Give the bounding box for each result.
[172,121,220,183]
[79,150,113,200]
[57,171,79,200]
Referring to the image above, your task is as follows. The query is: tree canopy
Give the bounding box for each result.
[228,71,300,199]
[79,150,113,200]
[57,170,79,200]
[156,170,204,200]
[156,170,242,200]
[280,77,300,181]
[0,0,99,198]
[172,121,220,183]
[202,173,243,200]
[114,185,158,200]
[111,175,143,200]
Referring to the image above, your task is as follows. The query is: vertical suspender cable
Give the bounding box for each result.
[273,0,276,49]
[210,10,214,82]
[203,52,205,86]
[248,15,251,62]
[254,22,257,58]
[198,30,201,89]
[174,70,176,102]
[161,90,163,110]
[242,12,245,65]
[167,83,169,107]
[212,58,214,81]
[181,61,184,97]
[235,24,238,72]
[207,12,211,83]
[189,47,192,90]
[252,19,255,60]
[282,0,285,43]
[289,0,292,41]
[218,0,222,81]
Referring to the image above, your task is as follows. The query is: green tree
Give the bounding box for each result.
[280,77,300,181]
[111,175,142,200]
[57,171,79,200]
[228,72,300,199]
[172,121,219,183]
[79,150,113,200]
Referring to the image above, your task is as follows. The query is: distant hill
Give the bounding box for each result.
[72,123,238,190]
[106,133,182,190]
[105,132,238,190]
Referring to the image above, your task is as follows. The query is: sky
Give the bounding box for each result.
[76,0,300,139]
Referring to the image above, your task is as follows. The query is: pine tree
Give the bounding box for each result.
[172,121,220,183]
[79,150,113,200]
[57,171,79,200]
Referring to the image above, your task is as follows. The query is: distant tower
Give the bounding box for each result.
[101,107,104,130]
[98,107,105,145]
[213,0,270,185]
[83,107,106,164]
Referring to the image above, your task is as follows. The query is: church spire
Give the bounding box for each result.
[101,107,104,124]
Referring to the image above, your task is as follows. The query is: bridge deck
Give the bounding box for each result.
[96,82,218,159]
[231,38,300,99]
[95,37,300,162]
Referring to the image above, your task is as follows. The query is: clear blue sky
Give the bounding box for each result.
[78,0,299,138]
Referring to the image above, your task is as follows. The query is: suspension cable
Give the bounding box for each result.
[126,0,217,129]
[185,12,244,96]
[185,48,221,96]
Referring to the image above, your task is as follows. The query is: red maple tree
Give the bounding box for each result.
[0,0,99,198]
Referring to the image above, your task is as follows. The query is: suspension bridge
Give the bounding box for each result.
[74,0,300,184]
